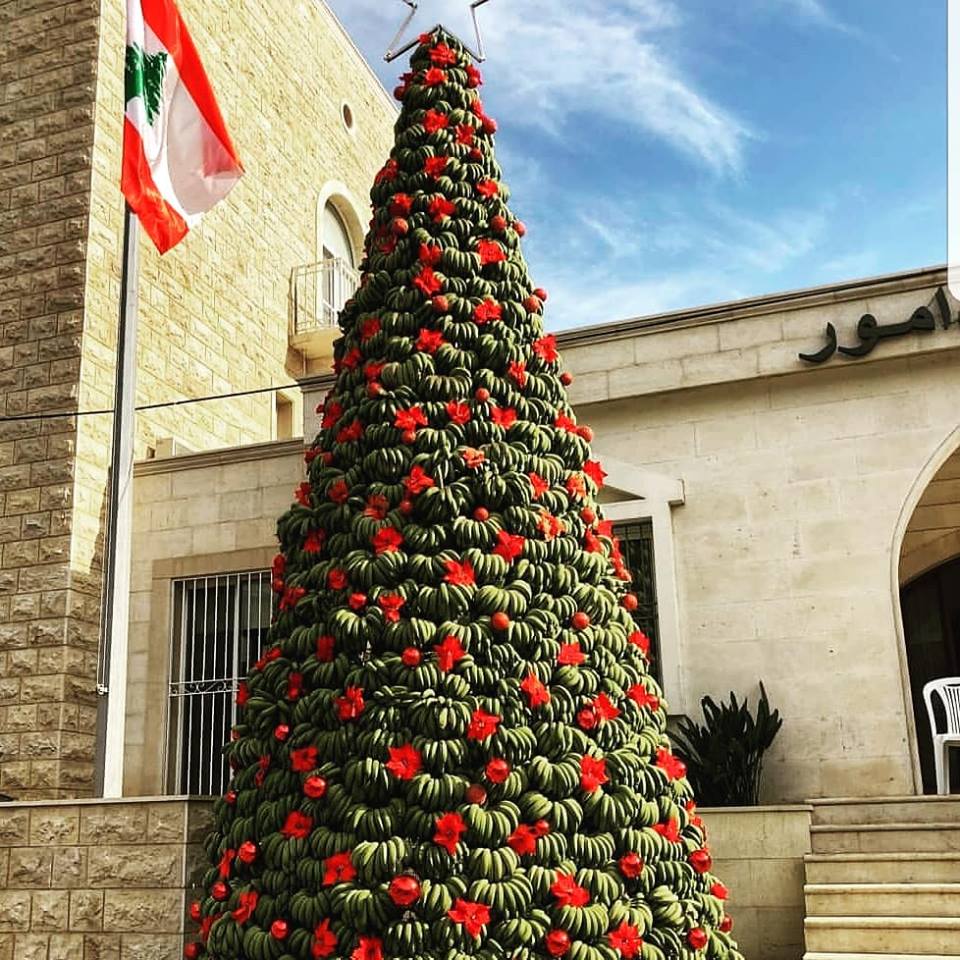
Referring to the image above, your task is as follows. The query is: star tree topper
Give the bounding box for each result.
[385,0,492,62]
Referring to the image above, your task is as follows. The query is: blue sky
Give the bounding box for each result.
[326,0,946,330]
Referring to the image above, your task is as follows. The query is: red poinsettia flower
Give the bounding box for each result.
[554,413,578,433]
[462,448,485,468]
[550,872,590,908]
[476,179,499,198]
[395,406,428,431]
[520,673,550,708]
[422,109,449,133]
[316,634,335,662]
[434,811,467,854]
[711,881,729,900]
[485,757,510,783]
[348,592,367,611]
[687,928,708,950]
[386,744,421,780]
[533,334,559,363]
[255,755,270,787]
[628,630,651,655]
[352,936,383,960]
[492,530,525,562]
[490,405,517,428]
[236,682,249,707]
[507,824,538,856]
[312,919,338,958]
[583,460,607,487]
[429,196,456,221]
[364,494,390,520]
[430,42,458,65]
[280,811,313,840]
[416,328,445,353]
[434,634,466,671]
[404,465,435,495]
[508,360,527,388]
[566,473,587,500]
[529,472,550,498]
[424,155,449,179]
[619,852,644,879]
[627,684,660,711]
[321,399,342,428]
[413,266,443,297]
[291,746,318,773]
[339,347,362,372]
[390,192,413,216]
[456,123,476,145]
[372,527,403,555]
[653,818,681,843]
[557,642,585,666]
[303,530,325,554]
[473,299,502,324]
[388,875,422,906]
[446,401,471,424]
[295,482,312,507]
[467,708,501,741]
[335,686,365,722]
[592,693,620,722]
[232,890,259,925]
[378,594,405,623]
[423,66,447,86]
[539,511,564,541]
[545,931,571,957]
[690,848,712,874]
[441,558,474,586]
[609,921,643,958]
[280,586,305,611]
[364,361,386,382]
[217,847,235,879]
[375,158,398,184]
[466,63,483,87]
[323,851,357,886]
[336,419,364,444]
[448,899,491,938]
[359,316,381,341]
[477,239,506,265]
[656,747,687,782]
[419,242,443,265]
[580,755,608,792]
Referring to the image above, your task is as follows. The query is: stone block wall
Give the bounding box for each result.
[900,446,960,583]
[0,796,212,959]
[0,0,103,800]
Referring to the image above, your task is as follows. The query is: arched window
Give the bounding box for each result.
[321,201,355,268]
[317,201,358,327]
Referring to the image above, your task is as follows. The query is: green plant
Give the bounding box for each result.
[673,683,783,807]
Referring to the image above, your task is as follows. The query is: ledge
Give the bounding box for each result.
[134,438,305,476]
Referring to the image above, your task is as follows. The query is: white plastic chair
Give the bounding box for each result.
[923,677,960,795]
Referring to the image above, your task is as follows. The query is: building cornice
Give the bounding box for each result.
[135,438,304,476]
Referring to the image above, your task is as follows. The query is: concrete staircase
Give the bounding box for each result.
[803,796,960,959]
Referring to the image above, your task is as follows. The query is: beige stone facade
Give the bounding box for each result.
[1,0,396,797]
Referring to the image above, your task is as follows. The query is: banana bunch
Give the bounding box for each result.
[567,942,610,960]
[577,866,625,904]
[241,927,282,960]
[351,836,409,885]
[385,918,431,955]
[466,846,519,881]
[348,800,403,841]
[466,871,533,915]
[555,903,610,941]
[463,800,519,846]
[569,833,616,868]
[526,754,581,798]
[407,771,468,812]
[647,885,686,929]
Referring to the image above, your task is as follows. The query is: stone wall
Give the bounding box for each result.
[900,447,960,583]
[0,0,103,800]
[0,796,212,959]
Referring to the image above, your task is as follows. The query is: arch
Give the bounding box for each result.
[890,424,960,793]
[316,180,366,267]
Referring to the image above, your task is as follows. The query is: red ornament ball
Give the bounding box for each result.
[271,919,289,940]
[687,928,708,950]
[465,783,488,805]
[473,507,490,522]
[514,220,527,236]
[580,508,596,524]
[322,452,334,466]
[432,295,450,313]
[393,85,406,101]
[571,611,590,630]
[533,819,551,837]
[470,147,483,161]
[711,881,729,900]
[578,426,594,442]
[388,875,422,907]
[560,372,574,386]
[618,852,644,878]
[491,611,510,631]
[523,296,541,314]
[238,841,258,864]
[577,707,598,730]
[189,901,202,922]
[545,931,571,957]
[224,790,237,805]
[720,916,734,933]
[401,647,422,668]
[483,116,498,134]
[475,387,490,402]
[367,382,383,398]
[401,429,416,445]
[622,593,639,611]
[486,757,511,783]
[274,724,290,741]
[391,217,409,236]
[690,849,713,874]
[399,499,414,515]
[183,944,201,960]
[211,881,229,902]
[490,215,507,232]
[534,287,548,301]
[304,775,328,799]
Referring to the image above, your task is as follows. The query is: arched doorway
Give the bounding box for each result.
[898,445,960,793]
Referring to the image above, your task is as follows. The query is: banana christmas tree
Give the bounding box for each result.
[191,28,742,960]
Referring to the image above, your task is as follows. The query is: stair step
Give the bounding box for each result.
[810,795,960,826]
[805,853,960,884]
[810,822,960,854]
[805,882,960,917]
[804,916,960,955]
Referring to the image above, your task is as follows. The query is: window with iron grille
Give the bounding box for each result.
[167,571,274,796]
[614,519,662,686]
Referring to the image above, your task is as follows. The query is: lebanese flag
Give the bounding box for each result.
[122,0,243,253]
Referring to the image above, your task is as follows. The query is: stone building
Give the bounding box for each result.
[0,0,396,802]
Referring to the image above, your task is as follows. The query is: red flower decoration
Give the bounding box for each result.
[295,482,312,507]
[654,818,681,843]
[378,594,406,623]
[485,757,510,783]
[372,527,403,555]
[359,317,381,341]
[419,242,443,265]
[466,63,483,87]
[476,179,499,198]
[592,692,620,722]
[463,448,486,469]
[423,109,449,133]
[236,682,249,707]
[550,872,590,908]
[656,747,687,782]
[711,881,729,900]
[627,684,660,711]
[280,811,313,840]
[335,686,365,722]
[316,634,336,661]
[473,299,502,324]
[520,673,550,708]
[566,473,587,500]
[435,634,466,671]
[490,405,517,428]
[304,530,325,554]
[467,708,501,741]
[557,642,585,666]
[448,899,491,938]
[584,460,607,487]
[388,876,421,906]
[539,511,564,541]
[395,406,428,431]
[688,928,708,950]
[430,43,457,66]
[413,266,443,297]
[429,196,456,221]
[609,922,643,958]
[423,66,447,86]
[690,848,712,874]
[323,851,357,886]
[446,401,471,424]
[424,155,449,178]
[390,193,413,216]
[404,465,435,495]
[364,494,389,520]
[580,755,608,792]
[529,473,550,498]
[619,852,644,878]
[291,746,319,773]
[416,328,445,353]
[352,936,383,960]
[443,559,476,586]
[312,919,338,958]
[232,890,259,925]
[280,585,305,611]
[434,811,467,854]
[492,529,525,562]
[477,239,506,265]
[336,419,364,443]
[217,848,235,880]
[533,335,559,363]
[328,479,349,504]
[375,159,398,184]
[629,630,651,655]
[456,123,476,145]
[507,824,538,856]
[386,744,421,780]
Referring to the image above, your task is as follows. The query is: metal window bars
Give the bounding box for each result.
[614,519,662,686]
[291,257,359,335]
[167,571,274,796]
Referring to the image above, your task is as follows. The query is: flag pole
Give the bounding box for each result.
[94,203,140,798]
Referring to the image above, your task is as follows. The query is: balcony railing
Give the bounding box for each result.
[291,257,359,336]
